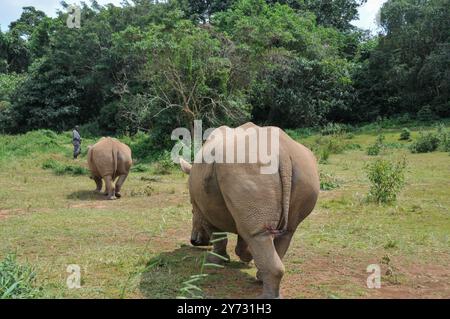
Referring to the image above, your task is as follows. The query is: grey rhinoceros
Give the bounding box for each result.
[180,122,320,298]
[87,137,132,200]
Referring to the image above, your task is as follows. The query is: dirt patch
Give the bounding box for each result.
[281,251,450,299]
[70,203,108,209]
[0,209,24,221]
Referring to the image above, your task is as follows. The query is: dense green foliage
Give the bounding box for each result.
[0,0,448,141]
[409,124,450,153]
[354,0,450,121]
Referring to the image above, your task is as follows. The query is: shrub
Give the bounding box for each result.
[367,134,385,156]
[367,143,382,156]
[399,128,411,141]
[417,105,436,121]
[78,121,104,138]
[128,131,165,162]
[320,172,341,191]
[320,123,349,136]
[0,254,41,299]
[436,124,450,152]
[319,148,330,164]
[0,130,64,159]
[366,157,407,204]
[153,151,176,175]
[42,159,89,176]
[132,164,151,173]
[409,132,440,153]
[286,128,314,140]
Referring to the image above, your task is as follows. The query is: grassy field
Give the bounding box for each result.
[0,123,449,299]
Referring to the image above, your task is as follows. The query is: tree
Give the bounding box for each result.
[355,0,450,119]
[128,20,250,132]
[302,0,367,31]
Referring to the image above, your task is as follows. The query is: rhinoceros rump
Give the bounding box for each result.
[87,137,132,200]
[180,123,320,298]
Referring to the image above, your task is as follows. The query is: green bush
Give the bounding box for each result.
[319,147,330,164]
[367,134,385,156]
[436,124,450,152]
[153,151,176,175]
[42,159,89,176]
[0,130,65,160]
[367,143,382,156]
[320,123,350,136]
[409,132,440,153]
[366,157,407,204]
[286,128,314,140]
[0,254,41,299]
[417,105,436,122]
[79,121,104,138]
[132,163,151,173]
[128,131,165,162]
[399,128,411,141]
[320,172,341,191]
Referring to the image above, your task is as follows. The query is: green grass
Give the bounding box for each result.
[0,254,41,299]
[0,122,449,298]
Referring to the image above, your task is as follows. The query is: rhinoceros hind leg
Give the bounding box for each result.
[104,176,117,200]
[247,233,284,299]
[114,174,128,199]
[274,231,294,261]
[206,233,230,265]
[235,235,253,263]
[93,176,103,193]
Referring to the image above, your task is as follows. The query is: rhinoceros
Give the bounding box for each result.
[87,137,132,200]
[179,123,320,298]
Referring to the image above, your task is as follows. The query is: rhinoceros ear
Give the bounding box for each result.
[180,158,192,175]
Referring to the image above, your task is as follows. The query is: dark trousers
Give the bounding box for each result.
[73,140,81,159]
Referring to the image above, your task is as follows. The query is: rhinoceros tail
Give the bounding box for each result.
[278,147,292,232]
[110,138,118,179]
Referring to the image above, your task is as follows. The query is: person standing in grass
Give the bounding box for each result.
[72,126,82,160]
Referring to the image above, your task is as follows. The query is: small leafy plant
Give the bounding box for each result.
[42,159,89,176]
[367,134,385,156]
[366,157,407,204]
[0,254,41,299]
[399,128,411,141]
[320,172,341,191]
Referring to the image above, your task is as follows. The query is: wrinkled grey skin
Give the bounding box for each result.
[180,123,320,299]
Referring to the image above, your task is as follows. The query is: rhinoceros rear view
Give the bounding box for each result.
[87,137,132,200]
[180,123,320,298]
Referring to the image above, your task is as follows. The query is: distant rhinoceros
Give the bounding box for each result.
[180,123,320,298]
[87,137,132,200]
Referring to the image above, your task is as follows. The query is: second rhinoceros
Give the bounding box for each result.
[87,137,132,200]
[180,123,320,298]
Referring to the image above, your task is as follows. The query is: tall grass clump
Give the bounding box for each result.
[178,233,228,299]
[42,159,89,176]
[365,157,407,204]
[0,254,41,299]
[320,171,341,191]
[320,123,351,136]
[0,130,65,160]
